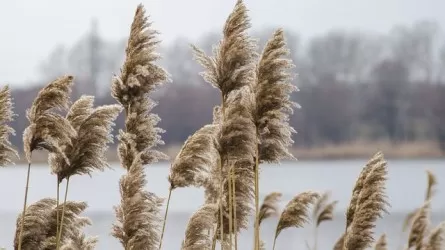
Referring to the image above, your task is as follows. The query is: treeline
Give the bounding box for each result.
[7,20,445,153]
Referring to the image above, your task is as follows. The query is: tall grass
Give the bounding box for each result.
[1,1,444,250]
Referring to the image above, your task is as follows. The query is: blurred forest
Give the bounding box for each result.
[7,19,445,158]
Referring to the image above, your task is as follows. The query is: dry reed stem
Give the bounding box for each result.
[344,152,388,250]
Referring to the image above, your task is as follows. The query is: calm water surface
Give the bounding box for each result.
[0,159,444,249]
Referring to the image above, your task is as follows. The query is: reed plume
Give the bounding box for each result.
[111,5,169,250]
[181,204,218,250]
[168,124,220,189]
[425,222,445,250]
[50,96,122,182]
[408,202,430,250]
[343,152,388,250]
[425,170,437,201]
[253,28,298,249]
[0,86,18,166]
[23,76,75,163]
[312,194,337,250]
[219,86,256,233]
[255,28,297,163]
[14,198,92,250]
[374,234,387,250]
[59,231,98,250]
[345,152,383,230]
[19,76,75,250]
[258,192,282,225]
[273,191,319,250]
[192,0,257,246]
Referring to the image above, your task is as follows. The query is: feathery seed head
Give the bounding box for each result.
[0,86,18,166]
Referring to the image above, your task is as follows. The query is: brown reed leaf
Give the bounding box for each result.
[316,200,338,227]
[408,202,430,250]
[374,234,388,250]
[191,0,257,100]
[14,198,91,250]
[23,76,76,163]
[425,222,445,250]
[0,86,18,166]
[168,124,220,189]
[344,152,388,250]
[181,204,218,250]
[425,170,437,201]
[50,96,122,182]
[112,153,164,250]
[255,28,298,163]
[258,192,282,225]
[274,191,319,240]
[345,151,384,230]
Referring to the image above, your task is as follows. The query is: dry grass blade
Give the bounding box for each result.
[374,234,387,250]
[255,28,298,163]
[274,191,319,240]
[181,204,218,250]
[408,202,430,250]
[112,153,164,250]
[14,198,91,250]
[344,152,388,250]
[191,0,257,100]
[258,192,282,225]
[425,222,445,250]
[425,170,437,201]
[316,200,338,226]
[23,75,76,163]
[345,151,384,230]
[50,96,122,182]
[0,86,18,166]
[169,124,220,189]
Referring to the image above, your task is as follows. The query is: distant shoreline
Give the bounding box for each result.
[12,140,444,164]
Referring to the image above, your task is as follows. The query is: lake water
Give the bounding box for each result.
[0,159,444,249]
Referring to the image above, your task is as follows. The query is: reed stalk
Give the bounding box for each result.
[17,161,31,250]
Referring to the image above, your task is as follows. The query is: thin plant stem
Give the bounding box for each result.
[254,140,260,250]
[313,226,318,250]
[228,165,233,249]
[272,236,277,250]
[56,180,60,239]
[17,161,32,250]
[211,223,218,250]
[232,167,238,250]
[159,186,173,249]
[219,157,224,249]
[56,177,70,250]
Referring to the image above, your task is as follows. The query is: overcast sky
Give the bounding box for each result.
[0,0,444,86]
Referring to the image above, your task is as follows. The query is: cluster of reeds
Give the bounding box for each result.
[1,1,444,250]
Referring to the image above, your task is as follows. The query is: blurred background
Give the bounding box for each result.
[1,0,445,249]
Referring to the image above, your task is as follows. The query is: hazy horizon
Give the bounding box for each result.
[1,0,444,85]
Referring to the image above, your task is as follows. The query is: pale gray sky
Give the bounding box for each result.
[0,0,444,85]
